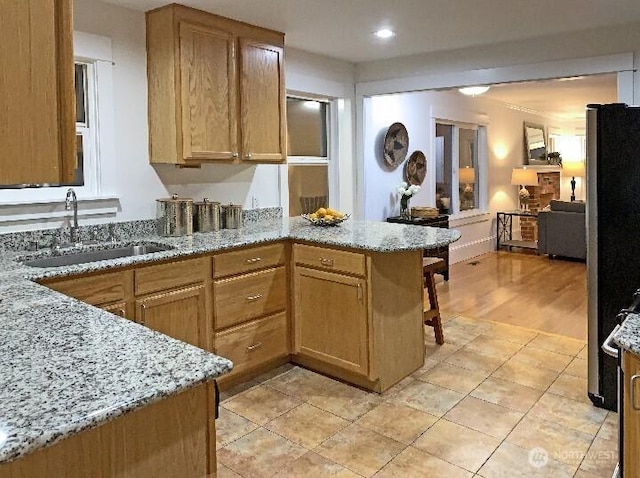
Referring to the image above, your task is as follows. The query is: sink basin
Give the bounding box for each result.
[22,244,174,268]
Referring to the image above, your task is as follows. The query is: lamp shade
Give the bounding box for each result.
[459,167,476,184]
[563,161,585,177]
[511,168,539,186]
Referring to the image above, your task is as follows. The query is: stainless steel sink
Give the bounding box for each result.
[22,244,174,268]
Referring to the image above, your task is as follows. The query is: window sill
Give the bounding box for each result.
[0,196,121,225]
[449,210,491,227]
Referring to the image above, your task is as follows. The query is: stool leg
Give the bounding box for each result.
[424,271,445,345]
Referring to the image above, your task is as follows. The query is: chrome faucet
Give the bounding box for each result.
[65,188,79,245]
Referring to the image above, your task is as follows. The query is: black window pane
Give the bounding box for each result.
[75,64,87,124]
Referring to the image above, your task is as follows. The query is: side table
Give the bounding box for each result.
[387,215,450,280]
[496,211,538,251]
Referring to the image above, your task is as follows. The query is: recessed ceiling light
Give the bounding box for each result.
[374,28,395,39]
[458,86,490,96]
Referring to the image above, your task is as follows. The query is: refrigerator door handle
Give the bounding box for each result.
[602,324,621,359]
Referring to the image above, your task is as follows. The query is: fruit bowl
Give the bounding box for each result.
[302,213,351,227]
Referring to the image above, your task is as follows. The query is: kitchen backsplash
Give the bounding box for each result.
[0,207,282,252]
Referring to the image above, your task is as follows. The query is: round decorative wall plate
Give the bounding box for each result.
[383,122,409,168]
[405,150,427,185]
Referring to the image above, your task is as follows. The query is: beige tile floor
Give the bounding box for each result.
[216,316,618,478]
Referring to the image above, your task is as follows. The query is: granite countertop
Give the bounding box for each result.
[613,312,640,355]
[0,217,460,464]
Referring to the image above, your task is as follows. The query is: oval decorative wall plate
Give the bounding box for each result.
[405,150,427,185]
[383,122,409,168]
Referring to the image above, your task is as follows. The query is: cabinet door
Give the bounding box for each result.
[624,350,640,478]
[294,267,369,376]
[0,0,75,185]
[136,285,206,349]
[239,39,286,162]
[179,22,238,161]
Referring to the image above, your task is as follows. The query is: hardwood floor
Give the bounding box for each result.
[438,251,587,340]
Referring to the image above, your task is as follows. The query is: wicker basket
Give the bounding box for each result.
[411,206,439,218]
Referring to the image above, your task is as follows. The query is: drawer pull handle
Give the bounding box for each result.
[246,294,263,301]
[357,283,363,301]
[246,342,263,351]
[140,303,147,325]
[319,257,334,267]
[632,374,640,411]
[246,257,262,264]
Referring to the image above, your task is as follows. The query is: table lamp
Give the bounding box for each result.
[459,167,476,209]
[511,168,539,210]
[563,161,585,201]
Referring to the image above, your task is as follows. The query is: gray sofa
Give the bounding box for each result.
[537,200,586,260]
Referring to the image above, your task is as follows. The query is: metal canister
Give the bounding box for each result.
[156,194,194,236]
[222,204,243,229]
[194,198,221,232]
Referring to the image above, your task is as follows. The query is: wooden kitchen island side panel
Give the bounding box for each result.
[0,383,215,478]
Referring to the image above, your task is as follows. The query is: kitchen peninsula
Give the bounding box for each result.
[0,217,459,476]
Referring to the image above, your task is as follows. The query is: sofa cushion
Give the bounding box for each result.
[550,200,585,214]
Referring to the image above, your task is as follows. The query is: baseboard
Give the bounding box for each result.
[450,236,495,264]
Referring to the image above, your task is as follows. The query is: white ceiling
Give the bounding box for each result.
[101,0,640,63]
[469,74,619,121]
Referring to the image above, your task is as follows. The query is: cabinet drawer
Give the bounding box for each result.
[214,266,287,330]
[293,243,366,277]
[215,312,288,380]
[44,271,126,305]
[213,243,285,278]
[135,258,205,296]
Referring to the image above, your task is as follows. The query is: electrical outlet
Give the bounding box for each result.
[252,195,259,209]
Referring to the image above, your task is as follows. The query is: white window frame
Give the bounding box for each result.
[0,32,119,228]
[434,119,488,219]
[280,95,340,216]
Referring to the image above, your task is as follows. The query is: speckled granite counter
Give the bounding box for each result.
[613,312,640,355]
[0,217,460,464]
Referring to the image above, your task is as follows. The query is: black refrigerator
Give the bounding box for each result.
[587,103,640,411]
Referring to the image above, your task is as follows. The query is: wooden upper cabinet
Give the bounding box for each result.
[146,4,286,166]
[0,0,76,185]
[239,40,286,162]
[179,22,237,161]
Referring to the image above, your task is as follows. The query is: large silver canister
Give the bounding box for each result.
[156,194,194,236]
[194,198,221,232]
[222,204,243,229]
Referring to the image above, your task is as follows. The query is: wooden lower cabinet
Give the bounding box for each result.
[294,266,369,377]
[0,383,214,478]
[215,312,288,383]
[136,285,207,350]
[624,350,640,478]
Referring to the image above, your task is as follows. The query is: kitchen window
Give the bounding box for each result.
[435,122,486,216]
[286,96,333,216]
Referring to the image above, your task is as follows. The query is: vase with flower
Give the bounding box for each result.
[397,182,421,219]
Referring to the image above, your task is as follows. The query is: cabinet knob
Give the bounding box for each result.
[231,152,239,159]
[319,257,334,267]
[245,153,252,160]
[246,342,263,351]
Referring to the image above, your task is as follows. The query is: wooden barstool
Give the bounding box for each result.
[423,257,445,344]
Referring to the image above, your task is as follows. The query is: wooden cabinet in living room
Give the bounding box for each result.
[146,4,286,166]
[0,0,76,185]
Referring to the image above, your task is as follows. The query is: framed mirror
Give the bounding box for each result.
[524,122,547,165]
